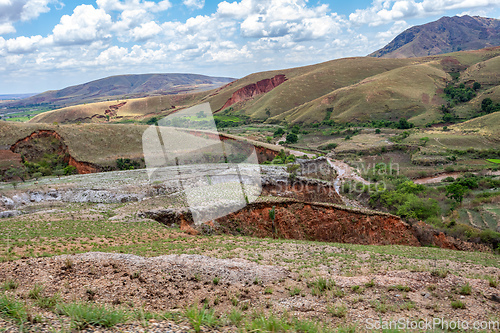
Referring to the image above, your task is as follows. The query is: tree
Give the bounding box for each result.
[285,133,298,144]
[290,125,300,134]
[397,118,414,129]
[273,127,285,138]
[473,82,481,91]
[446,182,468,203]
[53,168,65,179]
[5,167,26,182]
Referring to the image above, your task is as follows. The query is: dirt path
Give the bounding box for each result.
[327,158,370,186]
[414,170,500,185]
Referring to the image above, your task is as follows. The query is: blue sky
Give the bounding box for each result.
[1,0,500,94]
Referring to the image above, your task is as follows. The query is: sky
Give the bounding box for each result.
[1,0,500,94]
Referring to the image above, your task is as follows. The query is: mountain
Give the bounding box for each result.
[6,74,235,109]
[370,16,500,58]
[29,46,500,126]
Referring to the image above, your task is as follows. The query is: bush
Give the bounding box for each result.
[116,158,140,170]
[285,133,298,144]
[273,127,285,138]
[397,118,414,129]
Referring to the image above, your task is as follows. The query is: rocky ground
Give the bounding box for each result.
[0,165,499,332]
[0,246,499,332]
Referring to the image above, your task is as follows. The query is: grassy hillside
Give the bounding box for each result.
[0,121,147,166]
[26,47,500,127]
[29,92,207,124]
[451,112,500,138]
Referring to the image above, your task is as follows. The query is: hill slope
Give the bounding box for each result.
[370,16,500,58]
[7,74,234,109]
[29,47,500,126]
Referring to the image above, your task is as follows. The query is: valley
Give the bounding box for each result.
[1,15,500,332]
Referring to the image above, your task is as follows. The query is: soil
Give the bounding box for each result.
[0,250,499,332]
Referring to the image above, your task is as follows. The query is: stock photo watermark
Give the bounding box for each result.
[142,103,262,225]
[366,317,500,331]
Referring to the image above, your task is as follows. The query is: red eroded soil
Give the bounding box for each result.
[10,130,101,174]
[219,74,287,111]
[211,201,420,246]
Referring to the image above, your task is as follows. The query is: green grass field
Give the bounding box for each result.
[487,159,500,164]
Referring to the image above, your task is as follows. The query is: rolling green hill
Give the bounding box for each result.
[28,47,500,127]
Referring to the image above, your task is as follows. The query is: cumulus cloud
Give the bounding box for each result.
[0,23,16,35]
[4,35,43,53]
[0,0,59,35]
[183,0,205,10]
[52,4,112,45]
[376,20,409,39]
[130,21,162,40]
[350,0,500,26]
[96,0,171,13]
[217,0,344,41]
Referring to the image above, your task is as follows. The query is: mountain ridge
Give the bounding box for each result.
[5,73,235,109]
[370,15,500,58]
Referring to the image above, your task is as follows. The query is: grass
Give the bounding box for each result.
[289,287,301,296]
[27,284,44,300]
[56,302,129,330]
[458,282,472,295]
[309,277,335,296]
[35,294,60,310]
[0,294,27,324]
[451,300,466,309]
[487,159,500,164]
[1,280,19,291]
[327,304,347,318]
[388,284,410,292]
[487,276,498,288]
[184,305,219,333]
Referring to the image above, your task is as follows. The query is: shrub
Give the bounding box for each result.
[273,127,285,137]
[285,133,298,144]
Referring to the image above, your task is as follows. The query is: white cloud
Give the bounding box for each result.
[0,23,16,35]
[130,21,162,40]
[217,0,344,41]
[4,34,42,53]
[350,0,500,26]
[208,44,250,62]
[96,45,128,66]
[0,0,59,35]
[96,0,171,13]
[94,0,171,40]
[376,20,409,39]
[52,4,112,45]
[183,0,205,10]
[21,0,59,21]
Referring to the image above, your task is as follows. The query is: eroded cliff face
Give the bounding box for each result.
[10,130,101,174]
[144,200,420,247]
[219,75,287,111]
